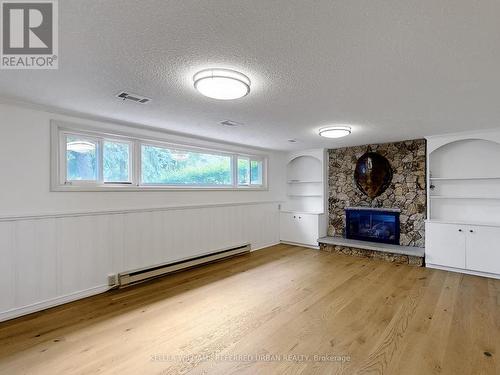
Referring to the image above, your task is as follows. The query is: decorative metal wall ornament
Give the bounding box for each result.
[354,151,393,198]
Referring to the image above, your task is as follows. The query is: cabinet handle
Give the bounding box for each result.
[458,229,463,232]
[293,216,296,219]
[469,230,474,233]
[298,216,302,219]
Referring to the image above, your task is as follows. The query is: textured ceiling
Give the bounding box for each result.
[1,0,500,150]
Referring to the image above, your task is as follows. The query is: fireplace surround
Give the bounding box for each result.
[327,139,426,247]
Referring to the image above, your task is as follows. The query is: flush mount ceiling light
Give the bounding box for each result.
[318,126,352,139]
[193,68,250,100]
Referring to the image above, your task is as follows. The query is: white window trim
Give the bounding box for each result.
[61,132,101,184]
[237,156,250,186]
[50,121,269,192]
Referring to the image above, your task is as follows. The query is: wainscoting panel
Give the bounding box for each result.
[0,202,280,322]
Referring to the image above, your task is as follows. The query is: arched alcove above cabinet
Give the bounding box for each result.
[280,149,327,248]
[427,137,500,225]
[287,155,322,183]
[284,150,326,214]
[430,139,500,179]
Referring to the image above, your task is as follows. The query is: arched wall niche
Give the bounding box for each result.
[280,149,327,248]
[428,137,500,224]
[430,138,500,178]
[287,155,322,182]
[426,129,500,154]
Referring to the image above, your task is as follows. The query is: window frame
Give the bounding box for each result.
[63,132,100,184]
[51,121,268,191]
[58,130,135,187]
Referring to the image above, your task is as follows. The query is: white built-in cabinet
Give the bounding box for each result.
[280,149,327,247]
[425,130,500,279]
[426,222,500,277]
[280,212,321,247]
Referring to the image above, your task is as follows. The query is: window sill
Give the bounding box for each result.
[50,184,269,192]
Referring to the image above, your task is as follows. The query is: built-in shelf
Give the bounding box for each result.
[430,176,500,181]
[281,149,327,247]
[287,180,323,184]
[428,138,500,225]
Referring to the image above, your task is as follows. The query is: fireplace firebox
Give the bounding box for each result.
[345,207,400,245]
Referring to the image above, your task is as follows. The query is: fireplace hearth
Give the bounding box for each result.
[345,207,400,245]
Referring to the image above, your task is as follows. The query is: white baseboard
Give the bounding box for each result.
[280,241,319,250]
[0,285,110,323]
[251,242,281,252]
[426,263,500,280]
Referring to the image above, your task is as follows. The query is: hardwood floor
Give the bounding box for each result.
[1,244,499,375]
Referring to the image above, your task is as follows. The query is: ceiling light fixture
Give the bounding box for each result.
[193,68,250,100]
[318,126,352,138]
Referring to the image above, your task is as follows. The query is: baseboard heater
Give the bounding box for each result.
[117,243,251,287]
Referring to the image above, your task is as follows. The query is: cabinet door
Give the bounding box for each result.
[295,214,319,246]
[280,213,299,243]
[280,213,319,246]
[426,222,466,268]
[466,226,500,274]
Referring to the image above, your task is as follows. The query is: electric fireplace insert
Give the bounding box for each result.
[345,207,400,245]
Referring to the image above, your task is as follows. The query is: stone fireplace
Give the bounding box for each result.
[319,139,426,266]
[327,139,426,248]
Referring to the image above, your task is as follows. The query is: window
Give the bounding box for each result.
[141,145,232,186]
[62,132,132,185]
[238,157,264,186]
[238,157,250,185]
[66,136,98,181]
[103,141,131,183]
[52,122,267,190]
[250,160,263,185]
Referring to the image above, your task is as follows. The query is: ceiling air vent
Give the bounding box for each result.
[220,120,243,127]
[116,91,151,104]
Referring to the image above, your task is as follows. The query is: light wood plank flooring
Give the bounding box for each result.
[1,244,499,374]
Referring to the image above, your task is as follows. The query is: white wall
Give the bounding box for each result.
[0,101,287,321]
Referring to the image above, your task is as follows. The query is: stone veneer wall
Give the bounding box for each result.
[328,139,426,247]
